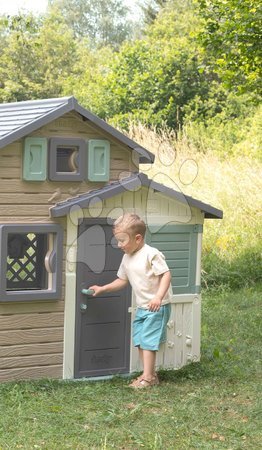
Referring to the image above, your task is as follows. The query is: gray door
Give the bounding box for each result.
[75,219,131,378]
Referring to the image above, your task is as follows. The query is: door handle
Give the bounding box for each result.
[80,289,94,312]
[81,289,95,295]
[80,303,88,311]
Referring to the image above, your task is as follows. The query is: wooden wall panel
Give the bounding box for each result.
[0,312,63,330]
[0,353,63,370]
[0,342,63,358]
[0,365,62,382]
[0,301,64,315]
[0,193,71,204]
[0,308,64,381]
[0,155,20,167]
[0,327,63,346]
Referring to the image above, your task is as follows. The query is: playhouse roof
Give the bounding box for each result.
[50,173,223,219]
[0,96,154,163]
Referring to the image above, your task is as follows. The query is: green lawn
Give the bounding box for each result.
[0,286,261,450]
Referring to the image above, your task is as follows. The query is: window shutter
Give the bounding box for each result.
[88,140,110,182]
[146,224,202,295]
[23,137,47,181]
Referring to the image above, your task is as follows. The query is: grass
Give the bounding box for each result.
[0,285,261,449]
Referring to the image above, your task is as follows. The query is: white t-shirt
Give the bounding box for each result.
[117,244,173,309]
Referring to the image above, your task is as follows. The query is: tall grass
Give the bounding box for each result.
[127,123,262,290]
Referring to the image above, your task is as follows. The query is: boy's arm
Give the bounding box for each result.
[148,271,171,312]
[89,278,128,296]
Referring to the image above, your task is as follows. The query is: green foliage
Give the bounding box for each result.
[62,42,115,112]
[83,1,210,130]
[37,10,77,96]
[0,12,76,102]
[198,0,262,95]
[0,14,42,102]
[0,0,260,139]
[184,97,262,159]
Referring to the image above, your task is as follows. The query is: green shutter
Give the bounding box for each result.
[88,140,110,182]
[23,137,47,181]
[146,224,202,295]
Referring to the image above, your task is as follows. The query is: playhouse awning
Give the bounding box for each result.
[0,97,154,163]
[50,173,223,219]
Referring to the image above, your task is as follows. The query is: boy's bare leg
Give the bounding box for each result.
[141,349,157,380]
[138,346,143,367]
[129,348,158,387]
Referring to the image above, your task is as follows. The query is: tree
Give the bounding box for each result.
[198,0,262,96]
[62,42,114,112]
[0,11,77,102]
[0,14,42,102]
[140,0,169,25]
[37,9,77,97]
[48,0,133,49]
[80,0,212,130]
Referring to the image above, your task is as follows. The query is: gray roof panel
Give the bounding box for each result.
[0,96,154,163]
[0,97,73,143]
[50,173,223,219]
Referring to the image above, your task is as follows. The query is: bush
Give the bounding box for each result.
[184,97,261,160]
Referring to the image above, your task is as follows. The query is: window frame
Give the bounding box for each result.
[49,137,86,181]
[0,224,63,302]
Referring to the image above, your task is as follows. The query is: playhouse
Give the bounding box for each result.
[0,97,222,382]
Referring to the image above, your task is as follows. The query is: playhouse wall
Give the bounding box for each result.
[0,111,138,225]
[0,111,138,382]
[0,301,64,382]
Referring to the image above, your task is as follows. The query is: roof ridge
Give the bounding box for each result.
[50,172,223,219]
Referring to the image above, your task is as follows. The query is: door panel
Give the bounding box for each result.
[75,219,131,378]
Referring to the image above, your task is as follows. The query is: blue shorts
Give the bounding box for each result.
[132,304,171,351]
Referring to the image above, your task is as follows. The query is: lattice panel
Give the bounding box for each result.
[7,233,47,290]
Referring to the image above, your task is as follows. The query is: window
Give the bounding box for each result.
[0,224,63,301]
[49,137,86,181]
[23,136,111,183]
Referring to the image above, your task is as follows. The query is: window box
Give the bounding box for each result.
[0,224,63,301]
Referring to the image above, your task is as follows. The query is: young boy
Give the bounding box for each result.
[89,213,172,388]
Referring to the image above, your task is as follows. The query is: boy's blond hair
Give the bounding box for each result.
[113,213,146,238]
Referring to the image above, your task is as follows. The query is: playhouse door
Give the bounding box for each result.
[74,219,131,378]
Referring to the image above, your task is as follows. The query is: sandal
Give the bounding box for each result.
[129,375,159,389]
[128,375,143,387]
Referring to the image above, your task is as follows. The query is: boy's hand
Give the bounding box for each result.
[88,285,103,296]
[148,298,162,312]
[88,278,127,297]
